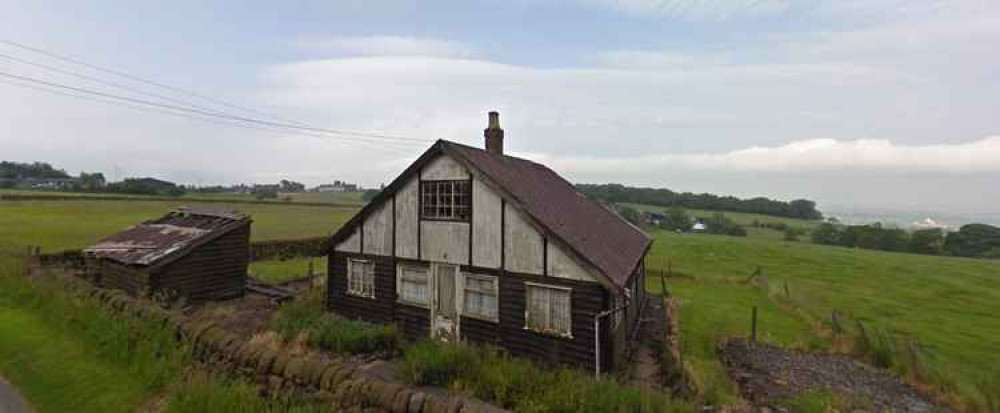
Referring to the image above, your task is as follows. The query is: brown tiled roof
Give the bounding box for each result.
[84,207,248,267]
[442,141,651,288]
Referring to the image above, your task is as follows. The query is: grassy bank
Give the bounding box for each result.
[647,230,1000,404]
[0,255,323,412]
[0,256,188,412]
[0,200,355,251]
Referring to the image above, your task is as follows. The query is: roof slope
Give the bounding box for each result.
[442,141,651,288]
[84,207,249,267]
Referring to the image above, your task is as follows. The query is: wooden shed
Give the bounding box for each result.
[84,207,251,302]
[323,112,651,374]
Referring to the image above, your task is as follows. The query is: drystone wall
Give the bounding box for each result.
[75,284,504,412]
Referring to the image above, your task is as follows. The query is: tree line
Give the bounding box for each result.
[811,222,1000,259]
[577,183,823,220]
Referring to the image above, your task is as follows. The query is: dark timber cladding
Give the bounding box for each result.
[83,207,251,302]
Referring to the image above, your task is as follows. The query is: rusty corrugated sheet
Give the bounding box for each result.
[83,207,248,266]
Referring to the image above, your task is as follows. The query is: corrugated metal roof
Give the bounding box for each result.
[442,141,651,288]
[84,207,248,266]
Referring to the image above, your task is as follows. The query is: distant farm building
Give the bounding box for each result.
[324,112,651,374]
[314,181,358,192]
[84,207,251,302]
[692,219,707,232]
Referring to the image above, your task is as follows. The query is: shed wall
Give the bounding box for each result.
[154,222,250,302]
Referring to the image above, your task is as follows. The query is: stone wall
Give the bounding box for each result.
[75,284,504,412]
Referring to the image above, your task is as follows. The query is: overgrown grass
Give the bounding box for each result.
[0,255,189,412]
[250,256,327,284]
[647,230,1000,407]
[165,372,316,413]
[0,199,356,251]
[271,291,398,355]
[402,341,690,412]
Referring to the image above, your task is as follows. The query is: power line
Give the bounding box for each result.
[0,77,419,155]
[0,52,234,118]
[0,70,429,147]
[0,39,432,143]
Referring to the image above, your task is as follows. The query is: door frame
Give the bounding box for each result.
[430,262,462,341]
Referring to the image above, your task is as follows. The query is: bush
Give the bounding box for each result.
[271,292,398,355]
[402,341,689,412]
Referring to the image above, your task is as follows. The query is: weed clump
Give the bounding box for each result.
[270,291,398,355]
[402,341,689,412]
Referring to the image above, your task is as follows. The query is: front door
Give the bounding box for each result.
[432,263,459,341]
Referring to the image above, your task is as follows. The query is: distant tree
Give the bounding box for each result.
[0,161,69,179]
[944,224,1000,258]
[788,199,823,220]
[909,228,945,255]
[361,189,380,202]
[704,213,747,237]
[783,227,805,242]
[877,227,910,252]
[811,223,842,245]
[254,189,279,200]
[574,183,824,221]
[279,179,306,192]
[78,172,106,191]
[661,207,693,232]
[617,205,641,226]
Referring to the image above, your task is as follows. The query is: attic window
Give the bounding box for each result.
[420,180,471,221]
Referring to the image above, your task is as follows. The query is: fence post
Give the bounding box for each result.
[751,306,758,343]
[308,258,315,290]
[660,260,668,297]
[784,280,790,299]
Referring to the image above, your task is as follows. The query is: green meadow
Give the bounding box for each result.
[646,230,1000,404]
[0,199,353,251]
[1,195,998,407]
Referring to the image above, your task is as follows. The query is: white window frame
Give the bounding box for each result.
[524,282,573,338]
[462,273,499,322]
[346,258,375,299]
[396,264,429,307]
[420,180,471,221]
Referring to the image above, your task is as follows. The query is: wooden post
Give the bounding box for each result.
[308,258,315,290]
[784,280,790,299]
[660,260,668,297]
[751,306,758,343]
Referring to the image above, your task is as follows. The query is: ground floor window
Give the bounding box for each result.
[463,273,498,322]
[525,282,572,337]
[397,264,429,306]
[347,258,375,298]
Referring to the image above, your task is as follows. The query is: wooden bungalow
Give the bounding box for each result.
[323,112,652,374]
[84,207,251,302]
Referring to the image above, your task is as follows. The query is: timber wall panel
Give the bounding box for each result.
[327,251,396,325]
[156,223,250,302]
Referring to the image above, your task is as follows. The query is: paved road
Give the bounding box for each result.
[0,377,30,413]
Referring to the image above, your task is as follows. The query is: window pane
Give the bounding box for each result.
[551,289,571,334]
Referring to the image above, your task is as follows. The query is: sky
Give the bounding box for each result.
[1,0,998,216]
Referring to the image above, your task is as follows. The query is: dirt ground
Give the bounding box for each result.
[720,338,938,412]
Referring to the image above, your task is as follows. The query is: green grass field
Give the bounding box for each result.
[646,230,1000,403]
[2,195,998,407]
[249,256,327,284]
[0,200,355,251]
[0,188,367,206]
[623,202,822,240]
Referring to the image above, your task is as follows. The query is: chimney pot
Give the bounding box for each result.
[484,111,504,155]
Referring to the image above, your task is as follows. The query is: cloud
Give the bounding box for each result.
[297,35,473,58]
[581,0,791,20]
[532,136,1000,174]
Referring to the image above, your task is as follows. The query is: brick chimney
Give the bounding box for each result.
[484,111,504,155]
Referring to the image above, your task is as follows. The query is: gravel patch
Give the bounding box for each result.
[720,338,939,412]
